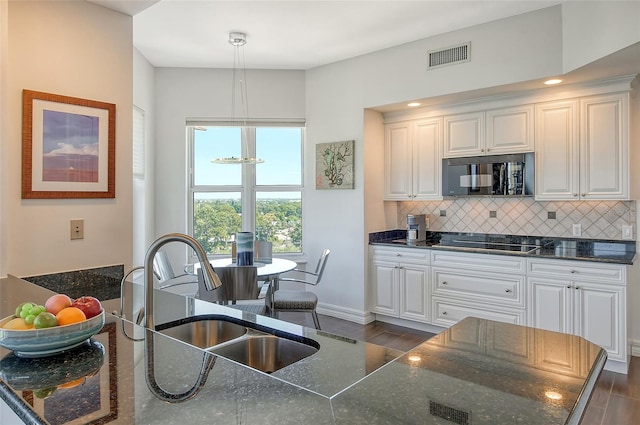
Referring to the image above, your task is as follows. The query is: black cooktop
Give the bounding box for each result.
[433,234,551,253]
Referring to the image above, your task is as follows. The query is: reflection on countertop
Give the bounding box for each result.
[369,230,636,264]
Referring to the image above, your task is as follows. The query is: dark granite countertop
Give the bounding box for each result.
[0,276,606,424]
[370,230,636,264]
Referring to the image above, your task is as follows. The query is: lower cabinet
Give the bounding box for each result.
[369,247,629,370]
[370,247,430,322]
[431,251,527,327]
[527,258,627,364]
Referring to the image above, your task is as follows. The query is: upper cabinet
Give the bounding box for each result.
[443,105,534,158]
[384,118,442,201]
[536,93,629,200]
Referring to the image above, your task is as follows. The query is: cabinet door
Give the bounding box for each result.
[371,260,399,316]
[574,282,625,362]
[399,264,429,322]
[528,277,573,334]
[486,105,534,154]
[383,123,412,200]
[412,118,442,200]
[534,100,579,200]
[443,112,484,157]
[580,93,629,199]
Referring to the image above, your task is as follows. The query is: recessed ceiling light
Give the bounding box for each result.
[544,79,563,85]
[407,102,421,107]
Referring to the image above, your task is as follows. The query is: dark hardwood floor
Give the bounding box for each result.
[278,312,640,425]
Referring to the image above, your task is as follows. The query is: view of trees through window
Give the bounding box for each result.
[193,196,302,255]
[189,124,303,256]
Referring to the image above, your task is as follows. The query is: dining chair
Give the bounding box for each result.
[197,266,266,315]
[255,240,273,264]
[152,250,199,297]
[266,248,330,329]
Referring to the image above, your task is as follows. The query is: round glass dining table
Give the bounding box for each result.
[206,258,297,280]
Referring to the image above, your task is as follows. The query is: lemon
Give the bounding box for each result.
[2,317,34,330]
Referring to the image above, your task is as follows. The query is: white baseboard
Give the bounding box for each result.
[630,339,640,357]
[316,302,375,324]
[374,315,445,335]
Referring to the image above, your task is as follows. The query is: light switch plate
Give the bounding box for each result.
[622,225,633,240]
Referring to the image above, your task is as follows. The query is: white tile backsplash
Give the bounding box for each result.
[398,198,636,240]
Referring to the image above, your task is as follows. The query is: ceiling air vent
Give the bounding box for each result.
[427,42,471,70]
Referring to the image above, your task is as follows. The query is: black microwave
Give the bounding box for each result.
[442,153,534,196]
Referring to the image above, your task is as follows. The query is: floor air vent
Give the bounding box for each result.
[427,42,470,69]
[429,400,470,425]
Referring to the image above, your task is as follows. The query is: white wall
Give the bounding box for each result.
[153,68,305,266]
[133,49,156,266]
[306,6,565,319]
[3,1,133,277]
[562,1,640,73]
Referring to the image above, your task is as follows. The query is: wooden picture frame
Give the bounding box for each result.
[22,90,116,199]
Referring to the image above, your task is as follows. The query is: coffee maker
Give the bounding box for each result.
[406,214,426,243]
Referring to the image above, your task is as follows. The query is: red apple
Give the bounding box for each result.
[45,294,72,315]
[71,296,102,319]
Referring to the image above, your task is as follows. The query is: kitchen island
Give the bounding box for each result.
[0,275,605,424]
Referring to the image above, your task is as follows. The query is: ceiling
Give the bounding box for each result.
[91,0,562,70]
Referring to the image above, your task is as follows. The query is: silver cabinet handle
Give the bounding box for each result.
[505,289,512,293]
[480,148,485,152]
[396,253,401,256]
[570,269,576,274]
[575,286,580,290]
[487,148,491,152]
[573,193,578,197]
[567,285,572,288]
[442,281,448,285]
[581,193,586,197]
[442,311,447,315]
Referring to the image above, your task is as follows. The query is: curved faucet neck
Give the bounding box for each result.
[143,233,222,330]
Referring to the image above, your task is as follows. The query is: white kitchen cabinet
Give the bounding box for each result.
[535,92,629,200]
[430,251,527,327]
[527,259,627,367]
[485,105,534,154]
[443,112,484,157]
[443,105,533,158]
[383,118,441,200]
[370,247,430,322]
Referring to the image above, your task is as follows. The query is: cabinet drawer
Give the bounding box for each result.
[432,269,524,307]
[431,297,525,327]
[527,258,625,284]
[372,247,430,265]
[431,250,526,274]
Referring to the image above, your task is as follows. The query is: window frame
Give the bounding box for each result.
[187,121,305,260]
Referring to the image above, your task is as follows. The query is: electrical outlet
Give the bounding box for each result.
[622,225,633,240]
[70,219,84,240]
[572,224,582,237]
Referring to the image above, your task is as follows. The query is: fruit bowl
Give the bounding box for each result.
[0,310,105,357]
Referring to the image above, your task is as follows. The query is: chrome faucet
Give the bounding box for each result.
[144,233,222,330]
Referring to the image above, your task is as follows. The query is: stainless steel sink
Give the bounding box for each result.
[156,316,320,373]
[210,335,319,373]
[158,319,248,349]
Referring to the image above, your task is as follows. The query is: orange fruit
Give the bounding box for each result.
[56,307,86,326]
[58,377,86,389]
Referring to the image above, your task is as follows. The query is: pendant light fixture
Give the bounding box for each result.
[212,32,264,165]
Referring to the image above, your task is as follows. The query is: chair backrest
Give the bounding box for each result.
[197,266,258,304]
[313,249,331,283]
[255,240,273,264]
[153,250,176,281]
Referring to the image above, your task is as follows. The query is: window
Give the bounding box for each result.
[188,123,304,256]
